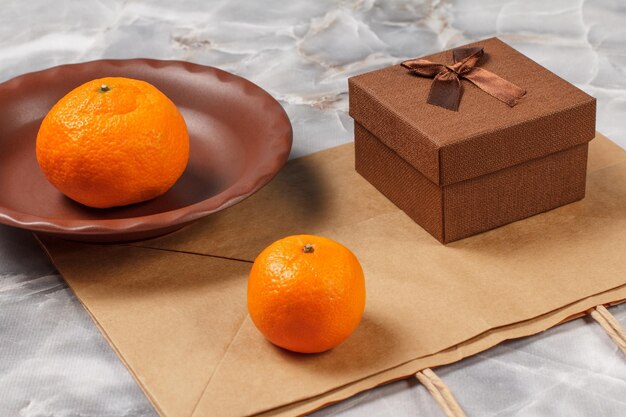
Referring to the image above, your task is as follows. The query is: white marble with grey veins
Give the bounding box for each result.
[0,1,625,416]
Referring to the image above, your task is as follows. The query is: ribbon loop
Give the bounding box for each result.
[452,46,483,64]
[401,46,526,111]
[402,59,446,78]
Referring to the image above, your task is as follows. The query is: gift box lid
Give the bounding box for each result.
[348,37,596,186]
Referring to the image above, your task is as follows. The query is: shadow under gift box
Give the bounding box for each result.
[349,37,596,243]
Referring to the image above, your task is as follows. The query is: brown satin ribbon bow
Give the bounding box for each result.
[401,47,526,111]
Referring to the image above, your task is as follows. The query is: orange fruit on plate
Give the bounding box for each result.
[36,77,189,208]
[248,234,366,353]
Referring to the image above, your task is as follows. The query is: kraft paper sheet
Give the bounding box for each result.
[37,132,626,417]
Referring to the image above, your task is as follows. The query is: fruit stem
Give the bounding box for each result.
[302,244,315,253]
[99,84,111,93]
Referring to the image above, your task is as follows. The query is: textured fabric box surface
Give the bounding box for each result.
[355,123,588,242]
[349,37,596,242]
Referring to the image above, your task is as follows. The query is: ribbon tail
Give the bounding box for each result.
[463,67,526,107]
[427,73,462,111]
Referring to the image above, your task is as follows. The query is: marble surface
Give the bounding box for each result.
[0,0,625,416]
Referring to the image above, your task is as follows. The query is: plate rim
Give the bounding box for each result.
[0,58,293,237]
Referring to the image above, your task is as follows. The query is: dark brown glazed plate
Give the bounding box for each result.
[0,59,292,242]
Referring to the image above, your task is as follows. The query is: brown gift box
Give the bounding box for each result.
[349,37,596,243]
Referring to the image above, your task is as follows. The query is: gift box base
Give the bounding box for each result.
[355,123,588,243]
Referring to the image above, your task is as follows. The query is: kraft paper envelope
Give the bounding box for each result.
[37,132,626,417]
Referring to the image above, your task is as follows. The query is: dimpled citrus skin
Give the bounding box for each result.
[248,235,366,354]
[36,77,189,208]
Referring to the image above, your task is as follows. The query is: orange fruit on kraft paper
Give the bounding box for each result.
[248,235,366,354]
[36,77,189,208]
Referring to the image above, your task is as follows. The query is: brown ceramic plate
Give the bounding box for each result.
[0,59,292,242]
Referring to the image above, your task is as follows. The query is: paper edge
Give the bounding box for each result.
[258,289,626,416]
[34,234,169,417]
